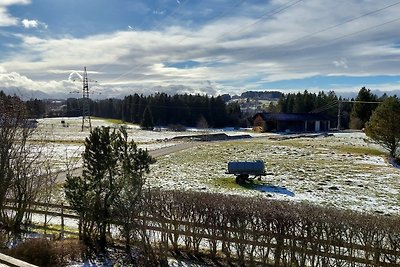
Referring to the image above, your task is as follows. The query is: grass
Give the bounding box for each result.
[150,134,400,215]
[33,224,79,237]
[50,139,84,145]
[336,146,387,156]
[94,117,129,125]
[212,177,243,190]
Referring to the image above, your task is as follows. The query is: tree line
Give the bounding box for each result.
[265,87,388,129]
[21,87,397,132]
[58,93,243,128]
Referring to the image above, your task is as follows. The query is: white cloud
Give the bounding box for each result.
[0,0,30,27]
[21,19,38,28]
[21,18,48,29]
[333,58,348,69]
[153,10,165,15]
[0,0,30,5]
[2,0,400,97]
[0,6,19,26]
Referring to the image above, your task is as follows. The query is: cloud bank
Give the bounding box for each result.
[1,0,400,98]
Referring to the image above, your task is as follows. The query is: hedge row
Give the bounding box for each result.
[132,189,400,266]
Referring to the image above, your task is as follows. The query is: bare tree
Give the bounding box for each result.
[0,92,56,232]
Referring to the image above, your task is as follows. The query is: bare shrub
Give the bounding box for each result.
[8,238,85,267]
[136,189,400,266]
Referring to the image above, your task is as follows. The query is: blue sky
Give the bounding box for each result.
[1,0,400,99]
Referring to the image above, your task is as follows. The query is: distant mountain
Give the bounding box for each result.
[372,89,400,97]
[0,87,51,100]
[337,89,400,99]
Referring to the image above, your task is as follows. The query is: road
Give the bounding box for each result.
[55,141,198,183]
[148,141,198,158]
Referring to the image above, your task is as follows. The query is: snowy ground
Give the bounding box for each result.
[35,117,399,216]
[150,132,400,216]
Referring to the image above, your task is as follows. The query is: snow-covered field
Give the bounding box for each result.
[35,117,400,216]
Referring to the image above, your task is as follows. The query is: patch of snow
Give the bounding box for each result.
[31,118,400,216]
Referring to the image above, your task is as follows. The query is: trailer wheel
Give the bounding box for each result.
[236,174,249,184]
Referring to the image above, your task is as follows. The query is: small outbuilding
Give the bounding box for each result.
[253,112,331,133]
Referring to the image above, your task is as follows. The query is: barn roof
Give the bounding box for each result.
[255,112,330,122]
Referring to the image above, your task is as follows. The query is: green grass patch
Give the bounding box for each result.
[278,139,308,148]
[211,177,243,190]
[29,139,84,145]
[93,117,128,125]
[33,223,79,237]
[337,146,387,156]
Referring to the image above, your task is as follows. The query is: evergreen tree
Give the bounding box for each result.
[350,87,378,129]
[365,96,400,158]
[64,126,155,251]
[141,105,154,130]
[26,98,46,118]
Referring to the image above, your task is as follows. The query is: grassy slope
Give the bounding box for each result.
[149,135,400,215]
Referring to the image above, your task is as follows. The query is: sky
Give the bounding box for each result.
[1,0,400,99]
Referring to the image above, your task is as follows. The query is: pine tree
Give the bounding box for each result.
[141,106,154,130]
[365,96,400,158]
[64,126,155,252]
[350,87,378,129]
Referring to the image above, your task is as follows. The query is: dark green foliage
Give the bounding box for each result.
[226,102,241,125]
[25,98,46,118]
[65,93,236,128]
[241,91,282,100]
[365,96,400,158]
[278,90,338,114]
[25,92,238,127]
[140,106,154,130]
[64,126,155,252]
[350,87,378,129]
[276,90,340,126]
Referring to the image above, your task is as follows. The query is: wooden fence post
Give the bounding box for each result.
[44,210,47,235]
[61,202,65,239]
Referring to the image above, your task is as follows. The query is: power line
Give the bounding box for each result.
[104,0,250,84]
[104,0,304,85]
[70,67,98,131]
[92,0,191,75]
[279,0,400,48]
[176,1,400,77]
[216,0,304,41]
[171,0,247,45]
[327,16,400,45]
[101,1,400,89]
[310,100,339,113]
[337,99,381,129]
[227,1,400,65]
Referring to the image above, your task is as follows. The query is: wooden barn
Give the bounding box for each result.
[253,113,331,133]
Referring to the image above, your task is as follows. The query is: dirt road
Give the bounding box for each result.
[148,142,198,158]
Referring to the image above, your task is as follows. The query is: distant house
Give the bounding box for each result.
[253,113,331,133]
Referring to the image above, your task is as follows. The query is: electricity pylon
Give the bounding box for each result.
[81,67,91,131]
[69,67,98,131]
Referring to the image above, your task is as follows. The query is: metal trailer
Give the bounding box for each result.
[226,160,266,184]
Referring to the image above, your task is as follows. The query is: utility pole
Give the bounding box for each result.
[337,100,342,130]
[81,67,91,131]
